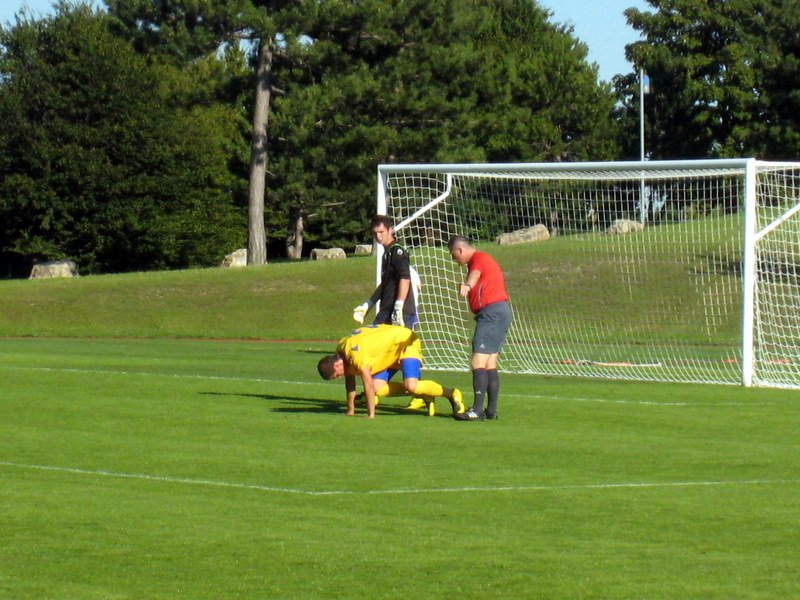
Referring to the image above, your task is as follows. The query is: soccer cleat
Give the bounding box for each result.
[427,398,435,417]
[485,411,498,420]
[454,409,485,421]
[405,397,427,411]
[449,389,466,415]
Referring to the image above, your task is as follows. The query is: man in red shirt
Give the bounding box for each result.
[448,236,513,421]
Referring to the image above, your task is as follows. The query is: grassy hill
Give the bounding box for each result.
[0,258,375,340]
[0,215,745,353]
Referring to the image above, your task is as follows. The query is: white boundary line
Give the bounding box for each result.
[2,460,797,497]
[505,392,765,407]
[0,364,768,406]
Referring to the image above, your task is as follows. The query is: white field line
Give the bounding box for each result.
[505,393,764,407]
[0,364,767,406]
[1,460,797,497]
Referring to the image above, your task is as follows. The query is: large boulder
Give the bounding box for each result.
[354,244,373,256]
[311,247,346,261]
[220,248,247,268]
[606,219,645,235]
[496,224,550,245]
[29,259,79,279]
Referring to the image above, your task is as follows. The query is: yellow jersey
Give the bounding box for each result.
[337,325,422,376]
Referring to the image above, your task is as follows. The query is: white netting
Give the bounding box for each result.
[752,164,800,388]
[378,160,800,388]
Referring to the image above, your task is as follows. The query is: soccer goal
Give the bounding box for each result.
[376,159,800,389]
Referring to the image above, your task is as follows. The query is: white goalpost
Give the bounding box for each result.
[376,159,800,389]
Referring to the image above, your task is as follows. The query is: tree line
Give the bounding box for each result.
[616,0,800,160]
[0,0,798,276]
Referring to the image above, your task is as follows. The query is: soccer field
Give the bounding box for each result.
[1,337,798,599]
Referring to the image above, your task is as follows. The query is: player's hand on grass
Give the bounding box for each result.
[353,301,371,324]
[391,300,405,327]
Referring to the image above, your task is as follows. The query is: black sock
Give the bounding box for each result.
[486,369,500,415]
[472,368,488,413]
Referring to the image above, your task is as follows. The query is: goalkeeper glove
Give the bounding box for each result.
[353,300,373,324]
[391,300,405,327]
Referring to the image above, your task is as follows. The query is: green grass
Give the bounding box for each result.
[407,217,749,382]
[0,214,744,345]
[1,253,799,598]
[0,259,375,340]
[489,222,744,346]
[1,337,798,599]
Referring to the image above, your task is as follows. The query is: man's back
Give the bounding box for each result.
[337,325,415,375]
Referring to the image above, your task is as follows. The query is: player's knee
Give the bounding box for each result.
[471,352,496,370]
[403,379,418,394]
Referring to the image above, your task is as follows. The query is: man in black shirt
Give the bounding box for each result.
[352,215,418,330]
[353,216,437,414]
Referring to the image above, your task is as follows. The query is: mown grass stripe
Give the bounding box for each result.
[0,364,768,406]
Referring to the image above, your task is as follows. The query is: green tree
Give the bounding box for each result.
[0,3,246,274]
[749,0,800,158]
[269,0,619,251]
[106,0,312,264]
[473,0,619,162]
[618,0,800,160]
[105,0,619,257]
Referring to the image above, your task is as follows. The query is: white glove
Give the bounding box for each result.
[391,300,405,327]
[353,301,372,324]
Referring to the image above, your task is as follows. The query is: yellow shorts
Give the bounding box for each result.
[399,335,423,362]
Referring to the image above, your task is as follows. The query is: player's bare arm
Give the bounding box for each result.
[344,374,357,416]
[460,269,482,297]
[396,277,410,302]
[358,365,377,419]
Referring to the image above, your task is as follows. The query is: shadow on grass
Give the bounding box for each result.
[200,391,445,416]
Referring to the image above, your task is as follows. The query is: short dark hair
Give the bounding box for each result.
[317,354,339,379]
[370,214,393,230]
[447,235,471,251]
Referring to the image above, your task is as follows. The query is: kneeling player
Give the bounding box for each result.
[317,324,465,419]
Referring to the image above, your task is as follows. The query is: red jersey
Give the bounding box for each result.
[467,251,509,313]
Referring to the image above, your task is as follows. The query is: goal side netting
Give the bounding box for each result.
[377,159,800,388]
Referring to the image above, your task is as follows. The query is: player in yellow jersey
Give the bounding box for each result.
[317,324,465,419]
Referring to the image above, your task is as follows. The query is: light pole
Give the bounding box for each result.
[639,68,647,223]
[639,68,646,162]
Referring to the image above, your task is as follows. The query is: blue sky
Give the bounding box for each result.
[539,0,648,81]
[1,0,648,82]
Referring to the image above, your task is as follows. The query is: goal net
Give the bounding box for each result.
[377,159,800,388]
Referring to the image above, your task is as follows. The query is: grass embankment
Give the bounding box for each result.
[0,214,744,347]
[0,258,375,340]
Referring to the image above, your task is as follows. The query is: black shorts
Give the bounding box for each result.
[473,301,512,354]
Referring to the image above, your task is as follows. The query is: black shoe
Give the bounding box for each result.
[485,411,498,420]
[454,409,485,421]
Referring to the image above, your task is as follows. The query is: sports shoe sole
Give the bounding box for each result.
[450,388,466,415]
[454,410,485,421]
